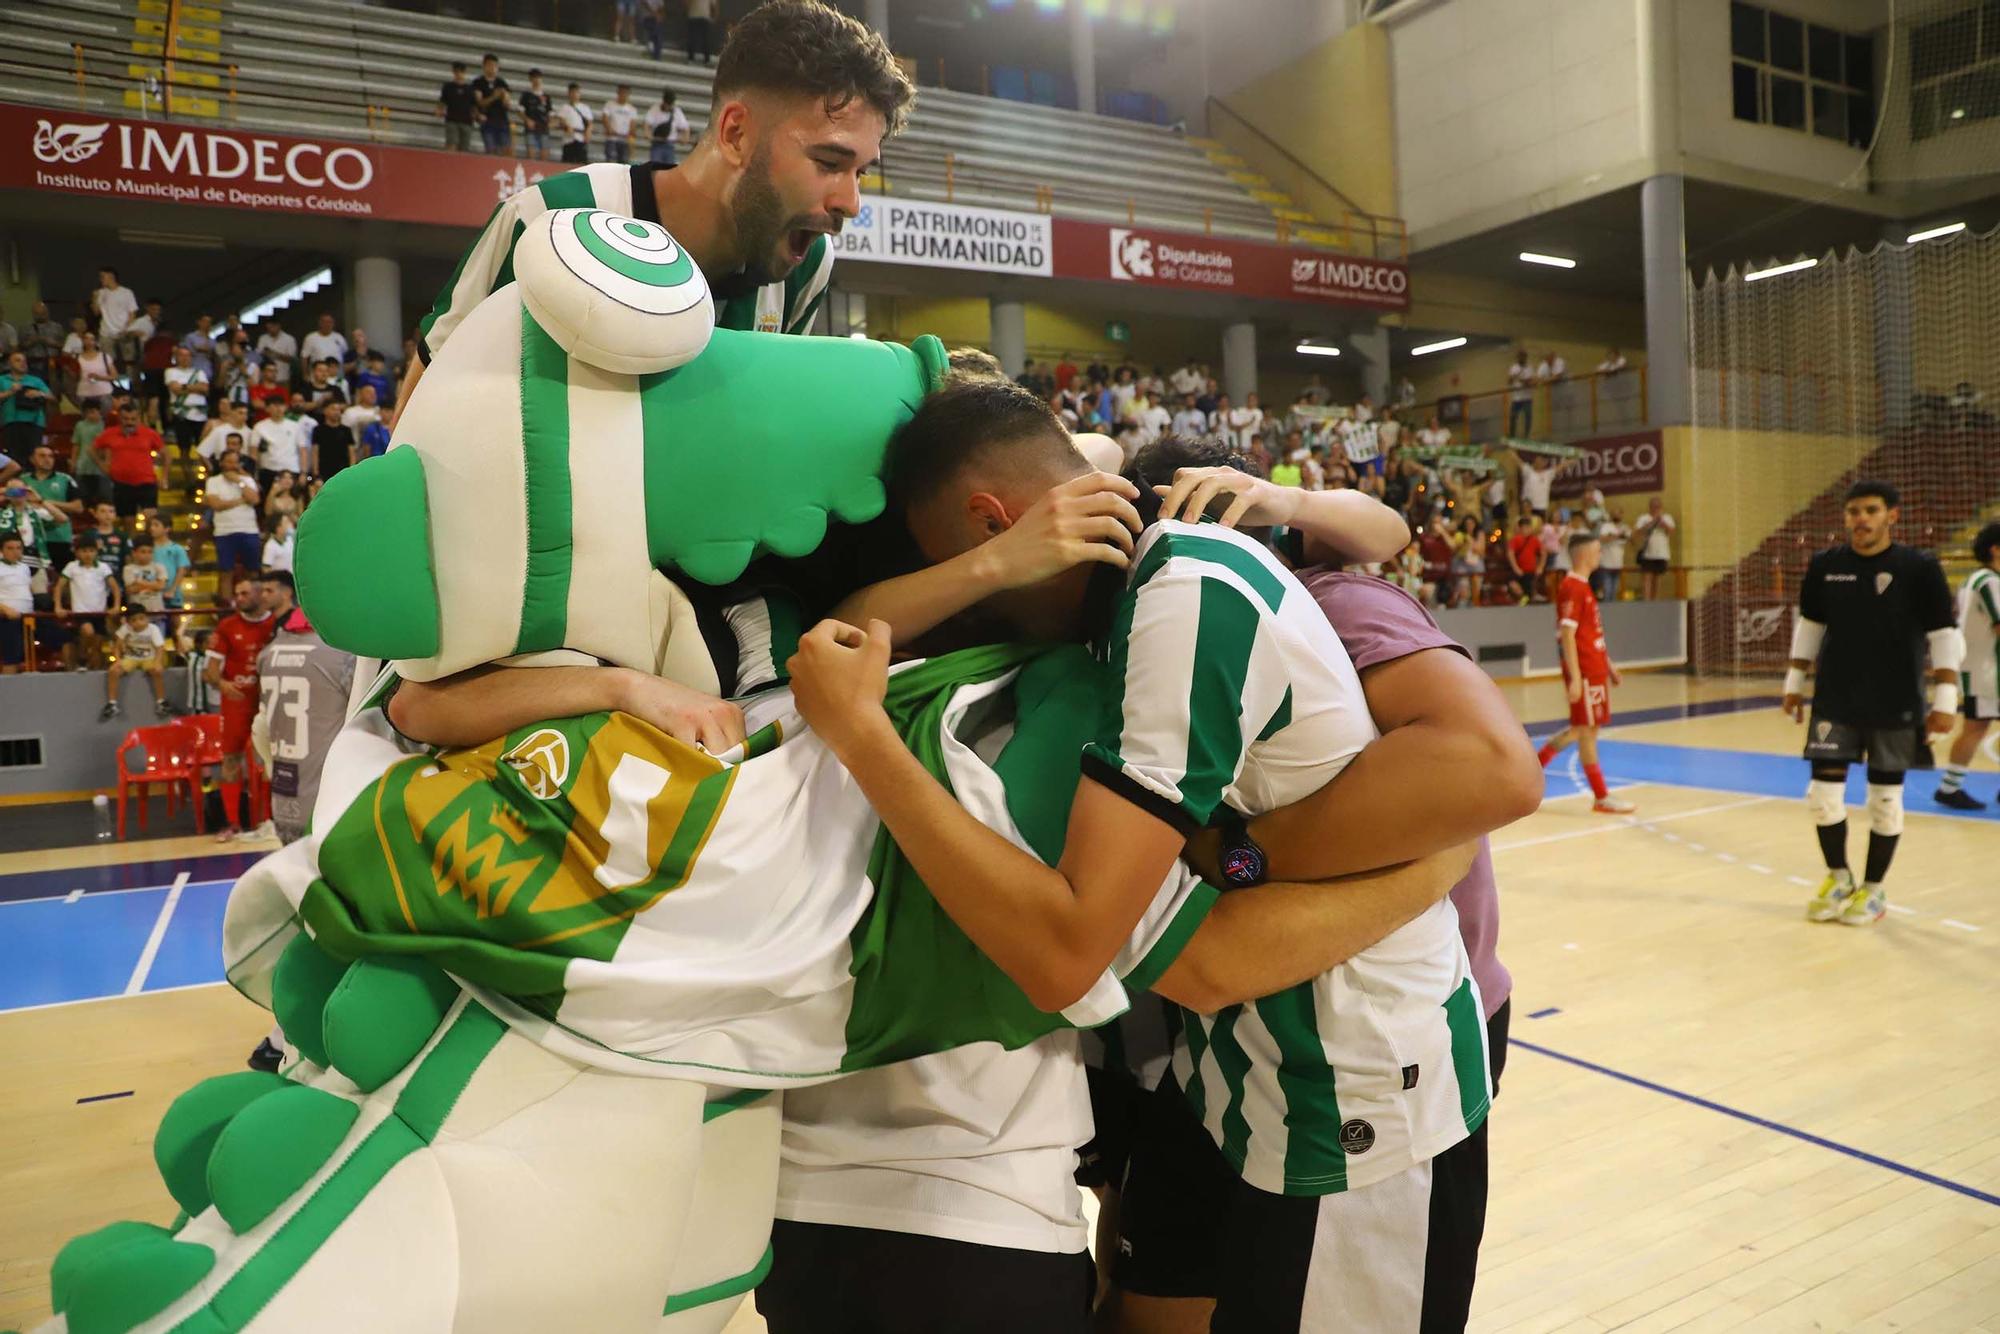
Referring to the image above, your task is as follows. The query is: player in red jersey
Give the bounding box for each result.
[1537,528,1636,813]
[203,575,279,840]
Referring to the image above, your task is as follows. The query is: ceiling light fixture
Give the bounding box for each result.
[1743,257,1818,282]
[1906,221,1966,243]
[1410,336,1468,356]
[1295,342,1341,357]
[1518,251,1576,269]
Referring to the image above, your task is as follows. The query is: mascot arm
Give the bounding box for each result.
[388,661,745,754]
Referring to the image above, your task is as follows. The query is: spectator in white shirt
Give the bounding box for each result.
[263,513,296,573]
[162,345,210,459]
[1395,375,1417,409]
[57,533,118,622]
[251,398,306,491]
[1223,391,1263,453]
[1133,392,1172,450]
[1170,392,1209,438]
[1168,359,1204,398]
[1507,348,1533,437]
[204,449,262,599]
[1536,350,1567,386]
[1519,451,1557,516]
[299,313,349,371]
[1596,505,1631,602]
[1352,394,1375,425]
[0,533,30,673]
[601,85,639,163]
[1108,367,1138,418]
[1596,347,1628,375]
[557,83,595,164]
[1415,415,1452,452]
[197,406,251,465]
[256,318,299,386]
[1634,496,1676,600]
[93,267,138,348]
[341,384,384,435]
[645,89,691,165]
[103,606,170,719]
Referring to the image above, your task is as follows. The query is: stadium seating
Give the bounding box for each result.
[3,0,1303,245]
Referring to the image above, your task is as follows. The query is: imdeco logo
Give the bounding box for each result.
[32,120,110,165]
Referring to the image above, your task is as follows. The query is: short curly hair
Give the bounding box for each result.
[715,0,915,136]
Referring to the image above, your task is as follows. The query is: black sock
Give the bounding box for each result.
[1864,832,1899,884]
[1816,819,1849,872]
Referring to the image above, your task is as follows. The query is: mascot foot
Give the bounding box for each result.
[34,936,776,1334]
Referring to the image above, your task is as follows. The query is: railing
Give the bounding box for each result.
[1692,366,1882,435]
[12,605,227,674]
[1412,367,1651,447]
[1204,96,1409,262]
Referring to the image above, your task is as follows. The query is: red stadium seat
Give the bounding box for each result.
[114,722,207,839]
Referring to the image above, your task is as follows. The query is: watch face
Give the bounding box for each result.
[1221,842,1266,887]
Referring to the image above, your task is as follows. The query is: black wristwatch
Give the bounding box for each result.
[1216,813,1268,888]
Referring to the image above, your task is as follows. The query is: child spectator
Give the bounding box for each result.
[147,515,191,610]
[103,606,170,719]
[121,537,168,613]
[263,513,297,573]
[57,533,118,641]
[84,501,127,576]
[438,61,478,152]
[0,533,30,672]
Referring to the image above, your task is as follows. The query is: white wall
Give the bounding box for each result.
[1675,0,1885,196]
[1206,0,1357,102]
[1389,0,1641,242]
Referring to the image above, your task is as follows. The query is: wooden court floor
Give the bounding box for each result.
[2,676,1997,1332]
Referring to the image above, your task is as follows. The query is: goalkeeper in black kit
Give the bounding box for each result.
[1782,481,1961,925]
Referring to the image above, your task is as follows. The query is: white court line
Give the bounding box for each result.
[124,872,188,996]
[0,980,227,1019]
[0,878,227,910]
[1942,918,1981,932]
[1494,796,1771,852]
[64,889,83,903]
[1747,864,1773,875]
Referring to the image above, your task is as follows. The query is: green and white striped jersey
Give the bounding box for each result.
[1959,566,2000,703]
[221,646,1215,1087]
[419,163,834,362]
[1084,520,1490,1197]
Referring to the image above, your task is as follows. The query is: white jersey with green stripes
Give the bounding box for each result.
[419,163,834,360]
[1959,566,2000,706]
[1085,519,1490,1198]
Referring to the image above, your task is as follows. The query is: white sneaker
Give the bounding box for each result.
[248,819,278,842]
[1592,796,1636,814]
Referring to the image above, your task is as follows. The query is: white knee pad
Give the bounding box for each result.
[1806,779,1847,827]
[1867,783,1905,836]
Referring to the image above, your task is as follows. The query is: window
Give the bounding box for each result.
[1731,4,1875,147]
[1911,4,2000,140]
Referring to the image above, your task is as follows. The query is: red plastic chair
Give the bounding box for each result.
[114,722,207,838]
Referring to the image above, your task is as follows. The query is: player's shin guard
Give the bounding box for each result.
[1865,778,1905,884]
[1806,777,1848,870]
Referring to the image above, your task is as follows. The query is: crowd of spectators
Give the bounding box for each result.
[437,51,694,165]
[1018,351,1675,613]
[0,281,403,676]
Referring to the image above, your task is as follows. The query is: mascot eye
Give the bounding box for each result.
[550,209,706,317]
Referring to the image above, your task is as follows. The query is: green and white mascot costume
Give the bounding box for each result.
[29,210,1214,1334]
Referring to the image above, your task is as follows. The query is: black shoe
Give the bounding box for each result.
[1934,788,1987,810]
[247,1038,285,1073]
[99,701,119,721]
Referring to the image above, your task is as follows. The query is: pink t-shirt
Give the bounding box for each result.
[1296,567,1514,1018]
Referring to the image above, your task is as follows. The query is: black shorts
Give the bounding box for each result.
[560,141,589,163]
[112,480,158,516]
[1078,1064,1151,1190]
[1803,711,1931,773]
[756,1219,1093,1334]
[0,616,24,666]
[1114,1075,1490,1331]
[1638,556,1669,574]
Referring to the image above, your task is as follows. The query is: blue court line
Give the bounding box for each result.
[1514,1039,2000,1209]
[76,1091,134,1105]
[1526,1006,1561,1019]
[1525,693,1784,738]
[0,851,264,906]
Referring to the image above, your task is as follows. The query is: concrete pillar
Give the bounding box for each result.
[352,256,403,363]
[1221,321,1257,404]
[990,298,1026,379]
[1069,0,1097,115]
[864,0,889,41]
[1640,174,1691,427]
[1350,324,1390,406]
